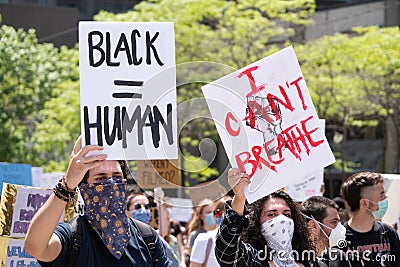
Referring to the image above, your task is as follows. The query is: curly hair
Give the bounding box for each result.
[242,191,314,264]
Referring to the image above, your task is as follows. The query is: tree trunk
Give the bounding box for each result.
[384,115,399,173]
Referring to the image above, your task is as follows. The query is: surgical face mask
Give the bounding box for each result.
[261,214,297,266]
[131,207,151,224]
[204,212,216,227]
[215,213,224,226]
[368,198,388,219]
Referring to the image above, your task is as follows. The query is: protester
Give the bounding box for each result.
[332,196,350,224]
[125,191,181,266]
[190,198,228,267]
[301,196,351,266]
[341,171,400,267]
[24,136,171,266]
[165,203,186,267]
[126,193,152,223]
[215,168,315,267]
[184,198,216,265]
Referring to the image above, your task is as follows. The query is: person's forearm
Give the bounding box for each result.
[231,195,246,216]
[25,194,66,258]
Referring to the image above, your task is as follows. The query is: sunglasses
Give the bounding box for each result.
[134,203,151,210]
[213,209,223,218]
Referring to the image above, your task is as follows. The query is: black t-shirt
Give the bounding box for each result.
[38,216,171,267]
[344,221,400,267]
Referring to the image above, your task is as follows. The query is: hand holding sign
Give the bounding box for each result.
[228,168,250,216]
[64,136,107,189]
[202,46,335,203]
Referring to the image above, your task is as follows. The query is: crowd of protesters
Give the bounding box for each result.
[24,136,400,267]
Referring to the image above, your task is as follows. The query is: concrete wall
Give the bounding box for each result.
[305,1,385,40]
[0,3,79,47]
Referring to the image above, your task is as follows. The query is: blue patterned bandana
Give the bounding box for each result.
[79,177,130,259]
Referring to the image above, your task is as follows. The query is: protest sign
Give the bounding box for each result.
[0,184,68,238]
[189,180,227,206]
[381,174,400,231]
[79,21,177,160]
[30,167,43,189]
[283,169,324,202]
[136,160,179,188]
[31,172,64,189]
[167,198,193,222]
[0,163,32,195]
[0,237,39,267]
[202,46,335,203]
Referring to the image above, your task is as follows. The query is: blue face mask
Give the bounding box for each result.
[132,208,151,224]
[204,212,216,227]
[215,213,224,226]
[369,198,389,219]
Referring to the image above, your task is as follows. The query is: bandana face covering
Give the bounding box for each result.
[261,214,298,267]
[79,177,130,259]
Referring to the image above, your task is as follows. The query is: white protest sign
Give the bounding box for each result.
[32,172,64,189]
[284,169,324,202]
[4,238,38,267]
[30,167,43,188]
[79,22,177,160]
[202,46,335,203]
[10,187,63,238]
[381,174,400,231]
[168,197,193,222]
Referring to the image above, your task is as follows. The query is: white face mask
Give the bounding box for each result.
[315,218,346,247]
[261,214,297,266]
[302,213,347,248]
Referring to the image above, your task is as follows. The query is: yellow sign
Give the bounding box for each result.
[136,160,180,189]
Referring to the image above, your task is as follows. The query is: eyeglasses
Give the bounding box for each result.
[213,209,223,218]
[134,203,151,210]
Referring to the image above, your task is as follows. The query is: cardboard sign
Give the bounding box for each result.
[189,180,227,206]
[0,163,32,194]
[284,169,324,202]
[0,237,39,267]
[79,22,177,160]
[202,46,335,203]
[136,160,180,189]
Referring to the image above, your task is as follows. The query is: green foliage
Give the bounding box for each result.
[0,25,72,166]
[295,26,400,172]
[95,0,315,184]
[296,26,400,126]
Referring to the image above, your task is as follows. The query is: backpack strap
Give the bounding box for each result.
[202,236,213,267]
[131,218,158,264]
[66,216,85,267]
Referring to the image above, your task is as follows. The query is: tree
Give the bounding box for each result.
[94,0,316,184]
[0,25,73,167]
[295,26,400,172]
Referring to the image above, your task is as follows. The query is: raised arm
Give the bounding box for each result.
[24,136,106,262]
[228,168,250,216]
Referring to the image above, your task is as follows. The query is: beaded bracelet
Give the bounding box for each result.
[53,177,77,202]
[61,176,77,192]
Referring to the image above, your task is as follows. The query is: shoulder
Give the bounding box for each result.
[376,221,396,232]
[196,231,212,240]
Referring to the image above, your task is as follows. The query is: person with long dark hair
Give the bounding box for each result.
[215,168,315,267]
